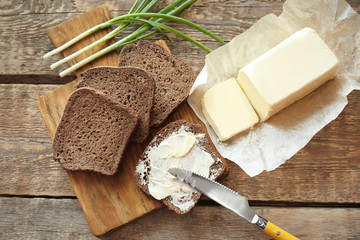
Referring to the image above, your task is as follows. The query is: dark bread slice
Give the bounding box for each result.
[76,66,155,143]
[135,120,228,214]
[53,87,138,175]
[118,40,197,127]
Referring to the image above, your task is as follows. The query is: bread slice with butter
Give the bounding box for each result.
[135,120,228,214]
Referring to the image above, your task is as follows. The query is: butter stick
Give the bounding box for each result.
[237,27,339,121]
[201,78,259,141]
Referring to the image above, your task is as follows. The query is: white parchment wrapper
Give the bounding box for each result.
[188,0,360,177]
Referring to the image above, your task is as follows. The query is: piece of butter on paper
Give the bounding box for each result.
[237,27,339,121]
[201,78,259,141]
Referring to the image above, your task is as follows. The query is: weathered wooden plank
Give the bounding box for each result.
[0,74,75,84]
[0,84,58,142]
[0,196,359,239]
[0,197,94,240]
[0,84,74,196]
[0,83,359,202]
[3,0,358,17]
[110,205,360,240]
[0,139,72,196]
[0,0,285,15]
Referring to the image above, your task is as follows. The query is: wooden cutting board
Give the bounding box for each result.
[37,5,170,236]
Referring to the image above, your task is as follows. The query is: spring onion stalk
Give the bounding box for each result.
[59,31,157,77]
[122,18,211,52]
[57,0,197,76]
[42,22,113,59]
[44,0,183,59]
[47,0,226,77]
[53,12,224,70]
[50,27,121,69]
[128,0,140,14]
[58,1,200,77]
[50,0,159,69]
[49,0,186,67]
[52,0,190,63]
[110,13,226,44]
[44,0,159,59]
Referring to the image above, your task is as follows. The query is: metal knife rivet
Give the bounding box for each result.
[276,231,281,236]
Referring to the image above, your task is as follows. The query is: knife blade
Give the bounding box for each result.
[168,167,299,240]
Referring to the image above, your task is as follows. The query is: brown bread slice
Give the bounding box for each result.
[53,87,138,175]
[76,66,155,143]
[135,120,228,214]
[118,40,197,127]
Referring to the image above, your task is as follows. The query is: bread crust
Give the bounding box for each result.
[134,120,228,214]
[53,87,138,175]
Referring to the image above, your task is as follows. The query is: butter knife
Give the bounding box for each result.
[168,167,299,240]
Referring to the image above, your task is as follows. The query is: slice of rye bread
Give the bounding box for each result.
[118,40,197,127]
[135,120,228,214]
[53,87,138,175]
[75,66,155,143]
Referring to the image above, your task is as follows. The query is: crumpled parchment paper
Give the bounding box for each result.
[188,0,360,177]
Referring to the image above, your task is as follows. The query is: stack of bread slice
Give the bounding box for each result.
[53,40,197,175]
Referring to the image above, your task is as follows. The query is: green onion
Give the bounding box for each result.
[113,15,224,51]
[112,13,226,45]
[44,0,181,59]
[49,0,159,69]
[128,0,140,14]
[44,0,226,77]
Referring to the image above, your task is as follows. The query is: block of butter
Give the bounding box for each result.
[201,78,259,141]
[237,27,339,121]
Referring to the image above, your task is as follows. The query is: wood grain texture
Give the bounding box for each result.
[1,197,360,240]
[0,0,359,238]
[0,84,73,196]
[0,84,358,202]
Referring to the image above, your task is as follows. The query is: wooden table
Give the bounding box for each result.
[1,0,359,239]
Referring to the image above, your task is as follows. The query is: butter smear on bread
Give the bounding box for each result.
[136,126,215,211]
